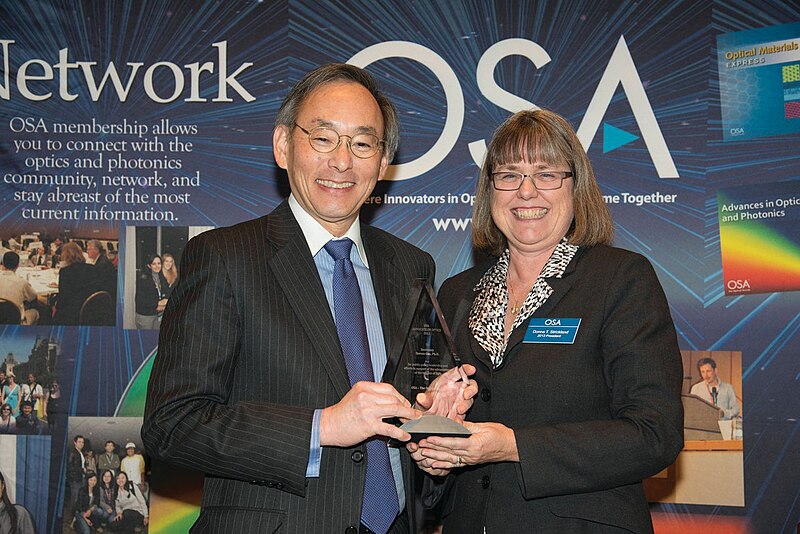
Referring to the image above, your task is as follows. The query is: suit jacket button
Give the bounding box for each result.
[276,482,284,490]
[481,475,490,489]
[480,388,492,402]
[345,526,358,534]
[351,450,364,463]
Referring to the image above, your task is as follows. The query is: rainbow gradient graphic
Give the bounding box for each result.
[115,350,202,533]
[718,181,800,295]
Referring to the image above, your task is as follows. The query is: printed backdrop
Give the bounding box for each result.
[0,1,798,533]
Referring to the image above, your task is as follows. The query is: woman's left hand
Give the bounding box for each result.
[406,441,451,477]
[416,421,519,469]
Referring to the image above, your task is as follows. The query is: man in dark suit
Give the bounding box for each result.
[143,64,472,534]
[67,435,86,511]
[87,239,117,296]
[28,245,50,267]
[49,236,64,268]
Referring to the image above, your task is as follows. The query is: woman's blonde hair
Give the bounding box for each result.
[161,253,178,285]
[60,242,86,266]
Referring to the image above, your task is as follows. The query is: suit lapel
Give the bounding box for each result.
[451,289,494,371]
[504,248,584,358]
[362,228,407,382]
[265,202,352,398]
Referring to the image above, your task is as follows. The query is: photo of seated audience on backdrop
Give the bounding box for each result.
[0,230,118,326]
[0,335,61,436]
[64,417,150,534]
[123,226,212,330]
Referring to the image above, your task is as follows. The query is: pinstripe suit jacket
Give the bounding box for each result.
[142,201,434,534]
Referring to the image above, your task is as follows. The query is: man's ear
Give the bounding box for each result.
[376,151,390,182]
[273,124,290,170]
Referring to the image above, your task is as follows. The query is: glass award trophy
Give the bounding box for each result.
[384,279,471,440]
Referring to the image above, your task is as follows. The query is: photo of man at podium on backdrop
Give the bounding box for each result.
[142,63,476,534]
[689,357,741,421]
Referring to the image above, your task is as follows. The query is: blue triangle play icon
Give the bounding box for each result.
[603,123,639,153]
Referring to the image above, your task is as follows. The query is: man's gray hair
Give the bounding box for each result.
[275,63,399,161]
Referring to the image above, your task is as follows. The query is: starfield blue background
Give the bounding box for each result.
[0,1,798,532]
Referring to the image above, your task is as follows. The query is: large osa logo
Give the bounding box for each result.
[349,36,679,181]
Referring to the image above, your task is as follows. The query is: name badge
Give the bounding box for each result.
[523,318,581,344]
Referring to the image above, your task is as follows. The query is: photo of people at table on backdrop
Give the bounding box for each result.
[0,231,118,326]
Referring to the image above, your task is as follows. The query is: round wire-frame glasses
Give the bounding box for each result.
[294,123,384,159]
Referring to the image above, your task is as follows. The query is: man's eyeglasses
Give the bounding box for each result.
[491,170,573,191]
[294,123,384,159]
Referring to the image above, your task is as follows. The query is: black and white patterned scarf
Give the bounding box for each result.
[469,238,578,367]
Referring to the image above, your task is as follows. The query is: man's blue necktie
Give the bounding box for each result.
[324,238,399,534]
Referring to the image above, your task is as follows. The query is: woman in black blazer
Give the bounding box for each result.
[134,254,167,329]
[411,110,684,533]
[54,242,96,325]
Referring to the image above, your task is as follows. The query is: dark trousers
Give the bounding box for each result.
[110,509,144,533]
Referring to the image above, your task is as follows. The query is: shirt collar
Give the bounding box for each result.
[474,238,578,292]
[288,194,369,267]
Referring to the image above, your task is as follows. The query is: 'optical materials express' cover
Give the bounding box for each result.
[717,22,800,141]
